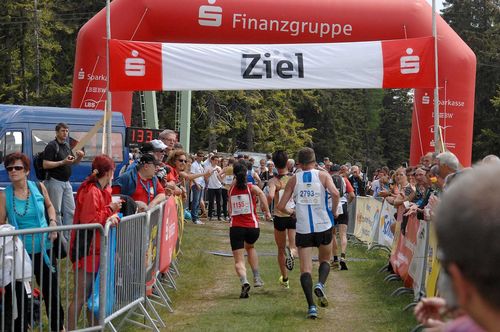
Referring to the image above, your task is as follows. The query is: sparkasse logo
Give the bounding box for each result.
[199,0,222,27]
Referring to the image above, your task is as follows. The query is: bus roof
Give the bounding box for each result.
[0,104,125,127]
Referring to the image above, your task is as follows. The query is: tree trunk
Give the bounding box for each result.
[245,104,254,151]
[208,93,218,151]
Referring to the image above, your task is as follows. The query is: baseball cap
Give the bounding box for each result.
[330,164,341,172]
[150,139,167,151]
[139,153,160,165]
[140,142,154,154]
[324,157,330,161]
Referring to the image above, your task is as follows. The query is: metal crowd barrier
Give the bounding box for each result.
[104,201,176,332]
[0,223,106,332]
[1,198,182,332]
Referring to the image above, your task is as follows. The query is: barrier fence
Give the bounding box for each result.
[347,196,441,312]
[0,196,182,331]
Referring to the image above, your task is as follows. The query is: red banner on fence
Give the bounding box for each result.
[390,207,420,288]
[159,197,179,274]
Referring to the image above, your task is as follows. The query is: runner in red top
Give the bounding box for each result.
[228,161,271,299]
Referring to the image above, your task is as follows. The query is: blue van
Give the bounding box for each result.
[0,104,128,191]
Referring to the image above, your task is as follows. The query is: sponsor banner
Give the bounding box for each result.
[368,209,380,249]
[347,199,356,235]
[378,200,396,248]
[109,37,434,92]
[353,197,382,245]
[425,221,441,297]
[145,208,160,296]
[173,196,185,260]
[159,196,179,273]
[390,211,420,288]
[409,220,427,300]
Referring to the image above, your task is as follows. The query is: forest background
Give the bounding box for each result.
[0,0,498,170]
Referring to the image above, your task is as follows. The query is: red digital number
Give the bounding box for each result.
[136,129,144,143]
[146,130,153,142]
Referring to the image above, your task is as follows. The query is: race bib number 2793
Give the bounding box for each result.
[297,183,321,205]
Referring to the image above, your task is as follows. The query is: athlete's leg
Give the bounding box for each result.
[274,229,288,279]
[246,242,263,287]
[314,239,333,307]
[287,228,298,257]
[339,224,349,270]
[298,246,315,307]
[245,243,259,271]
[318,241,332,285]
[233,248,247,279]
[233,248,251,298]
[331,227,338,259]
[339,224,348,255]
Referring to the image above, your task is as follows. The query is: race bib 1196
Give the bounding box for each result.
[231,194,251,216]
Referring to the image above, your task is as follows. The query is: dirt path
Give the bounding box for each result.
[161,221,413,331]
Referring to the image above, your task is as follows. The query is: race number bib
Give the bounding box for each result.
[297,183,321,205]
[231,194,251,216]
[224,175,234,185]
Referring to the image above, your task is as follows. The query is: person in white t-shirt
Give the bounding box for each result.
[206,155,223,221]
[190,151,206,224]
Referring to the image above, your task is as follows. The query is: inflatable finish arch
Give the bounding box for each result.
[71,0,476,166]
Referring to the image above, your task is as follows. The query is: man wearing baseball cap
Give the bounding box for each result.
[112,154,166,212]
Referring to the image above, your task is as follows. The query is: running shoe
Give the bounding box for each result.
[193,220,204,225]
[239,283,250,298]
[330,259,339,269]
[340,258,348,271]
[314,282,329,307]
[254,276,264,287]
[285,246,295,271]
[279,275,289,289]
[307,305,318,319]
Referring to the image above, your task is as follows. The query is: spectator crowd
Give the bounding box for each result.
[1,121,499,331]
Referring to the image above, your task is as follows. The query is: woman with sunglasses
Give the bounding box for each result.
[0,152,65,331]
[166,150,209,197]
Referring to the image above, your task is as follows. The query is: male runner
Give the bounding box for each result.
[278,147,339,319]
[267,150,296,288]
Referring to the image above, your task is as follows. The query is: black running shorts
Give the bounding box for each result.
[295,228,333,248]
[335,203,349,225]
[230,227,260,251]
[273,216,296,231]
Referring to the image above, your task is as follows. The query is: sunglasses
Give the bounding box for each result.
[177,159,187,163]
[6,166,24,172]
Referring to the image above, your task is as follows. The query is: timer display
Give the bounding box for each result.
[126,127,163,148]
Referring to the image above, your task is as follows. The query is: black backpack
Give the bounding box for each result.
[33,141,59,181]
[332,174,345,197]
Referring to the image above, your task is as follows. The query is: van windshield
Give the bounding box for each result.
[32,130,123,162]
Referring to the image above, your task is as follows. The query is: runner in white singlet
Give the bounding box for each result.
[277,147,339,319]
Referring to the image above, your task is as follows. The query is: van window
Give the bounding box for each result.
[0,131,24,163]
[32,130,123,162]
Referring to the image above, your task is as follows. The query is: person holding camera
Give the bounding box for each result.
[43,122,84,229]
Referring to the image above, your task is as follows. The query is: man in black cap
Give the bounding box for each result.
[112,154,166,212]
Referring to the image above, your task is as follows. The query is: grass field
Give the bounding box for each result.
[124,220,418,331]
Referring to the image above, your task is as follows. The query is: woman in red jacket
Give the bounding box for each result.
[68,155,121,330]
[229,161,271,299]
